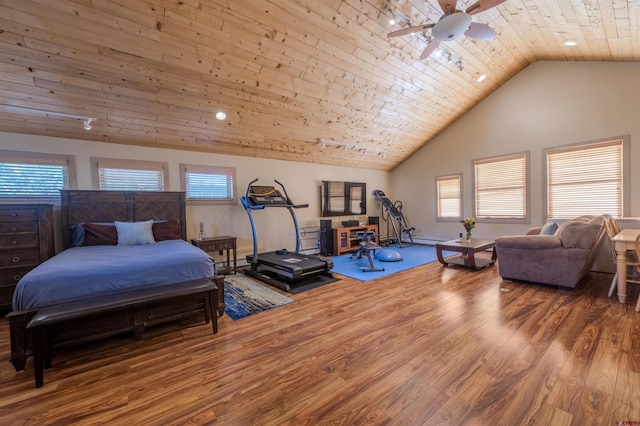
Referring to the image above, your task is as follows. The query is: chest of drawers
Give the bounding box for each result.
[0,204,54,310]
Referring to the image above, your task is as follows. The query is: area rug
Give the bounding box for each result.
[224,274,295,320]
[329,244,457,282]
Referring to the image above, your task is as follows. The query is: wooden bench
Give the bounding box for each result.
[26,278,218,388]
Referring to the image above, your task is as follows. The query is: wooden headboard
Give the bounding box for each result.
[60,190,187,249]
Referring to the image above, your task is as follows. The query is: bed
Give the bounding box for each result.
[7,190,224,372]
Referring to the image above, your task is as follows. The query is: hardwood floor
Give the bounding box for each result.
[1,257,639,425]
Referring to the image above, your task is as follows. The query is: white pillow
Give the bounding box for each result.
[115,220,155,246]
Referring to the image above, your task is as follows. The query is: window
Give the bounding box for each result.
[545,136,629,219]
[0,150,76,200]
[180,164,236,204]
[92,157,167,191]
[473,152,529,223]
[321,181,366,217]
[436,174,462,221]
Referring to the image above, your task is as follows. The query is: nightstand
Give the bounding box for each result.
[191,236,237,275]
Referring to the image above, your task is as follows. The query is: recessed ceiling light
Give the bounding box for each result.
[564,41,577,46]
[389,19,396,26]
[476,74,487,83]
[215,111,226,121]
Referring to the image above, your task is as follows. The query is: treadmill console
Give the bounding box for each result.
[247,185,288,206]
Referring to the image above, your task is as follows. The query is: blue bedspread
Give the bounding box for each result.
[13,240,215,311]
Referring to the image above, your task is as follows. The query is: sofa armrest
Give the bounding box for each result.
[526,227,542,235]
[495,235,562,250]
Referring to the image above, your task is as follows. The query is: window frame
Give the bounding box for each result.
[543,135,630,220]
[180,163,237,205]
[435,173,462,222]
[472,151,530,224]
[0,149,77,203]
[321,181,366,217]
[91,157,168,191]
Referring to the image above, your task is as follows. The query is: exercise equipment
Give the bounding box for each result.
[373,190,415,247]
[375,248,403,262]
[241,178,333,291]
[351,230,384,272]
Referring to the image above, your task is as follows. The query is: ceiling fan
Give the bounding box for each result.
[388,0,507,60]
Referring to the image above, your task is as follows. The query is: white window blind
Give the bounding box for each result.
[546,139,623,218]
[436,175,461,220]
[181,164,236,204]
[474,153,528,221]
[0,151,72,199]
[95,158,166,191]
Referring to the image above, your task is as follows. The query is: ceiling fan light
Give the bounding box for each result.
[432,13,473,41]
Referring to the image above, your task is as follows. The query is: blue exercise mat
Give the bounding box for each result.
[329,244,456,282]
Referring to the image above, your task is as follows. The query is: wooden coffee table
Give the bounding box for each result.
[436,238,497,270]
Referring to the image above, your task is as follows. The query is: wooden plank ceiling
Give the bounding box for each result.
[0,0,638,171]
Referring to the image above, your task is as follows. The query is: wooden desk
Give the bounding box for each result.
[192,236,237,275]
[612,228,640,304]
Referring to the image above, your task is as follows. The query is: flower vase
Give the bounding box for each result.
[198,222,206,240]
[465,231,472,243]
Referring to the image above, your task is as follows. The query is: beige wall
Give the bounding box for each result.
[0,132,390,260]
[391,61,640,243]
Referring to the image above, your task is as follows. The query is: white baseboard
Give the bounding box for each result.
[409,237,439,245]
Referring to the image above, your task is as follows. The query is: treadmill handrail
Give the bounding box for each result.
[274,179,308,209]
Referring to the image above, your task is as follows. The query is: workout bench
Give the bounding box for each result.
[351,231,384,272]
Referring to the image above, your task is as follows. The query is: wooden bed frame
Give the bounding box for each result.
[7,190,224,372]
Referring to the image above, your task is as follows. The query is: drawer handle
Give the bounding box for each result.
[12,240,18,245]
[14,274,22,281]
[13,256,21,263]
[12,227,17,231]
[11,213,18,217]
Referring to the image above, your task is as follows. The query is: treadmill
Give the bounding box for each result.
[240,178,334,291]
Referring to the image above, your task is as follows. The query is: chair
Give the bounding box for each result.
[605,214,622,297]
[634,235,640,311]
[351,230,384,272]
[609,232,640,312]
[606,213,640,311]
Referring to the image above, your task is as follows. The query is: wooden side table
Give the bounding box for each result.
[191,236,237,275]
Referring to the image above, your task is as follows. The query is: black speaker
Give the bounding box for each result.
[367,216,379,225]
[319,220,333,256]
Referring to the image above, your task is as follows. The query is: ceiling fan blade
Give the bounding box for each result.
[387,24,435,38]
[466,0,507,15]
[419,40,441,60]
[438,0,457,15]
[464,22,496,40]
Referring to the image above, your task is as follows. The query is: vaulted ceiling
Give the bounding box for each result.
[0,1,638,171]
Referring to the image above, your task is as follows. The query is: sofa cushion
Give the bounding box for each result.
[540,221,558,235]
[557,216,603,249]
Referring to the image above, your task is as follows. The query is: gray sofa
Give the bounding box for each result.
[495,215,607,288]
